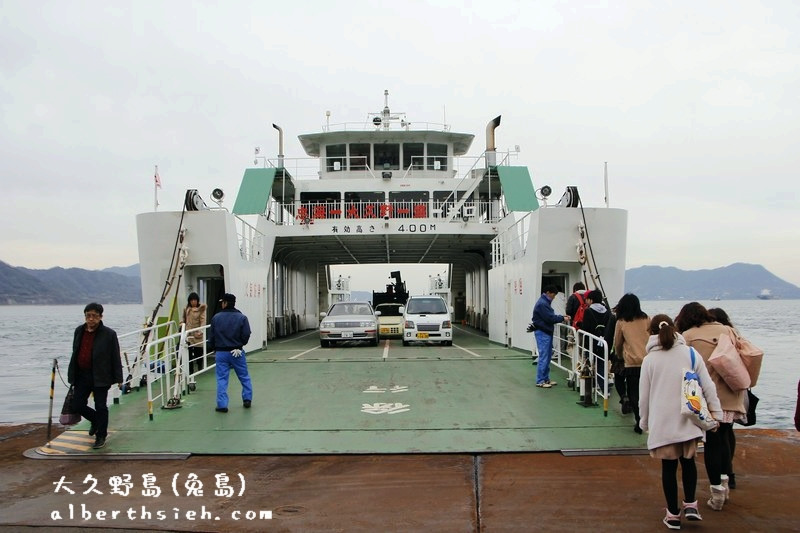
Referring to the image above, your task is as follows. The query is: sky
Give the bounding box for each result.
[2,1,799,290]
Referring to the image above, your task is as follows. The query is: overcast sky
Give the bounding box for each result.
[2,1,798,292]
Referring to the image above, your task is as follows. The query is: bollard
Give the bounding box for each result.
[46,358,57,444]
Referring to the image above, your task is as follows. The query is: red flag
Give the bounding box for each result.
[154,167,162,189]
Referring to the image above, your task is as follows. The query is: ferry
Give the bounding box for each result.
[38,91,638,457]
[137,90,627,353]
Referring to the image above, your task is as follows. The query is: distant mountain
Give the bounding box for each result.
[0,261,142,304]
[351,290,373,302]
[625,263,800,300]
[1,260,797,305]
[102,264,140,277]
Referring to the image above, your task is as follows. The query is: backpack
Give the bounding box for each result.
[571,291,588,328]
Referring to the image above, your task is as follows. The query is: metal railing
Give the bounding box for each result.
[543,323,611,416]
[491,212,531,267]
[274,199,501,226]
[136,323,212,420]
[118,321,179,397]
[256,152,518,181]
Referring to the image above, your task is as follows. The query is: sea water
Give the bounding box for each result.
[0,301,797,428]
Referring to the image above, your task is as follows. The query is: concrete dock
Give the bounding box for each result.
[1,424,797,532]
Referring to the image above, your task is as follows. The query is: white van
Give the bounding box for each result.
[401,295,453,346]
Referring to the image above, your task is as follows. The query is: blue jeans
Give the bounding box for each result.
[215,350,253,408]
[534,331,554,384]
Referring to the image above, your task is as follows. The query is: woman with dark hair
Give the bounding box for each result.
[675,302,745,511]
[183,292,207,374]
[613,293,649,433]
[640,314,722,529]
[707,308,732,328]
[706,306,739,488]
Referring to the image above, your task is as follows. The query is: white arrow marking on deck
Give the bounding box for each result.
[382,339,390,360]
[363,385,408,393]
[453,344,482,357]
[361,402,411,414]
[289,346,320,360]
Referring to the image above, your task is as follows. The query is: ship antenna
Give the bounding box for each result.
[382,89,390,129]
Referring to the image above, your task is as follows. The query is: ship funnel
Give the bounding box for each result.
[485,115,501,167]
[272,123,284,168]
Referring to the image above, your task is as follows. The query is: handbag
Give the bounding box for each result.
[59,386,81,426]
[734,334,763,387]
[708,330,751,391]
[681,348,718,431]
[735,389,759,427]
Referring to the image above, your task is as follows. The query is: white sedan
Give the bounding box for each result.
[319,301,380,347]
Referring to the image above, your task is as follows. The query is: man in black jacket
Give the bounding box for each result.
[67,302,122,449]
[579,290,610,392]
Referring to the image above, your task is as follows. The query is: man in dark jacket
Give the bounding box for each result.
[532,285,569,388]
[67,302,123,449]
[579,290,611,392]
[208,293,252,412]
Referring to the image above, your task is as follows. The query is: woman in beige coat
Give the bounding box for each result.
[613,293,650,433]
[676,302,744,511]
[183,292,207,374]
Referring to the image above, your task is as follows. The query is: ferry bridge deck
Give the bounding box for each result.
[36,326,648,457]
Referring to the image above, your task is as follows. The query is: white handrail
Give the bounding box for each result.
[548,323,610,416]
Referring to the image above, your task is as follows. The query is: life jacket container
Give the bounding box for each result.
[572,291,588,329]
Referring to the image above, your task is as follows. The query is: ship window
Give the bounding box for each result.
[403,143,424,170]
[390,191,429,218]
[326,144,346,172]
[300,192,341,203]
[433,190,456,217]
[344,191,384,218]
[375,143,400,170]
[428,143,447,171]
[344,191,384,203]
[389,191,429,202]
[349,143,371,171]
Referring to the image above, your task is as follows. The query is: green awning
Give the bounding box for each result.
[233,168,276,215]
[496,166,539,212]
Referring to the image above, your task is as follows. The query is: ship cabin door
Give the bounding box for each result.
[540,273,568,316]
[195,275,225,319]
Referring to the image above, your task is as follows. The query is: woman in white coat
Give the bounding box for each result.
[639,314,723,530]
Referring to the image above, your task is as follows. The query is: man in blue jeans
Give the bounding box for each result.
[208,293,252,412]
[532,285,569,388]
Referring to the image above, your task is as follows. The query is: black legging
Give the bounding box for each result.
[704,422,734,485]
[625,367,642,423]
[662,456,698,514]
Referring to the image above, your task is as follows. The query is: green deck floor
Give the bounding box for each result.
[42,326,648,456]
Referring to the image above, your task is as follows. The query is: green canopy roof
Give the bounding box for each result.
[233,168,276,215]
[496,166,539,212]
